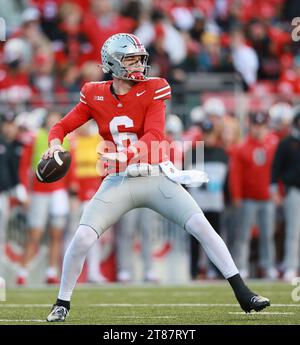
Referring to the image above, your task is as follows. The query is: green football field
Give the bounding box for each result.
[0,281,299,325]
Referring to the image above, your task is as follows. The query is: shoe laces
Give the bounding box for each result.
[53,305,68,318]
[250,295,259,303]
[250,295,267,303]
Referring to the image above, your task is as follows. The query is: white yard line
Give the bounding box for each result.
[228,312,295,315]
[0,303,299,308]
[115,316,177,319]
[0,319,46,322]
[0,304,52,307]
[88,303,300,308]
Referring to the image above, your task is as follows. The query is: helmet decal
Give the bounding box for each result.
[127,34,146,52]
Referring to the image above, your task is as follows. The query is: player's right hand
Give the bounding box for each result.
[42,144,65,160]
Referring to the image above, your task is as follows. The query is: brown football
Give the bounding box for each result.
[36,151,71,183]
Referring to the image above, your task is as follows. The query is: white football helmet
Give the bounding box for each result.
[269,102,293,128]
[203,97,225,117]
[3,38,32,65]
[190,106,205,124]
[166,114,183,134]
[101,33,150,81]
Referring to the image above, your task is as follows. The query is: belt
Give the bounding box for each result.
[109,161,209,186]
[109,163,161,177]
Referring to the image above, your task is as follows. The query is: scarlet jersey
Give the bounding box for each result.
[49,78,171,167]
[229,135,278,201]
[0,68,32,103]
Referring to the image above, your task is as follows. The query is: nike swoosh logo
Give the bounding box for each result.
[40,160,51,174]
[136,90,146,97]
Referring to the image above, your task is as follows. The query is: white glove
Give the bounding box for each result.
[14,184,28,203]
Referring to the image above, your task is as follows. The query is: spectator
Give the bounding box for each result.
[80,61,104,84]
[165,113,184,169]
[203,97,226,145]
[147,24,172,79]
[49,2,93,68]
[13,7,47,51]
[189,11,205,42]
[221,114,241,256]
[247,20,280,80]
[230,28,259,90]
[116,208,159,283]
[196,28,234,74]
[182,106,204,148]
[188,119,228,279]
[169,1,195,31]
[0,38,33,110]
[230,112,278,279]
[82,0,136,61]
[16,111,74,285]
[269,102,294,140]
[0,111,27,261]
[72,122,107,283]
[271,111,300,281]
[197,32,221,72]
[278,55,300,95]
[135,9,187,66]
[30,45,67,106]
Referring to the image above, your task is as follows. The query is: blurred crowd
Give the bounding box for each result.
[1,0,300,110]
[1,0,300,285]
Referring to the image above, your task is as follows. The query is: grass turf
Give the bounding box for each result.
[0,281,299,325]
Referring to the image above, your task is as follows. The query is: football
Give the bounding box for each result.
[36,151,71,183]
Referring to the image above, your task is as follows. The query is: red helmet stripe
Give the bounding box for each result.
[128,34,145,52]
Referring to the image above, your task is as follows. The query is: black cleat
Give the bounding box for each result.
[238,294,270,313]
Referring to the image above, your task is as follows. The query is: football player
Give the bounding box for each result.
[45,33,270,322]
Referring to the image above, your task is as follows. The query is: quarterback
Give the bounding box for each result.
[45,33,270,322]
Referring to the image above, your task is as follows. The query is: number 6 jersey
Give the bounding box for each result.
[49,77,171,166]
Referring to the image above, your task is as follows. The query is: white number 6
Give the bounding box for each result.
[109,116,138,151]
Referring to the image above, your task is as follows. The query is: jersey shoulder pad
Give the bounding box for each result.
[147,77,171,101]
[79,81,107,105]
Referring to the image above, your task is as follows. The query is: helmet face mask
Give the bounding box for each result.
[101,33,150,81]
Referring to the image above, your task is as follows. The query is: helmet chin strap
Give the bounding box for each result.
[127,71,146,81]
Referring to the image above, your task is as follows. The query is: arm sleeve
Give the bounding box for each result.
[49,83,92,144]
[48,102,92,144]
